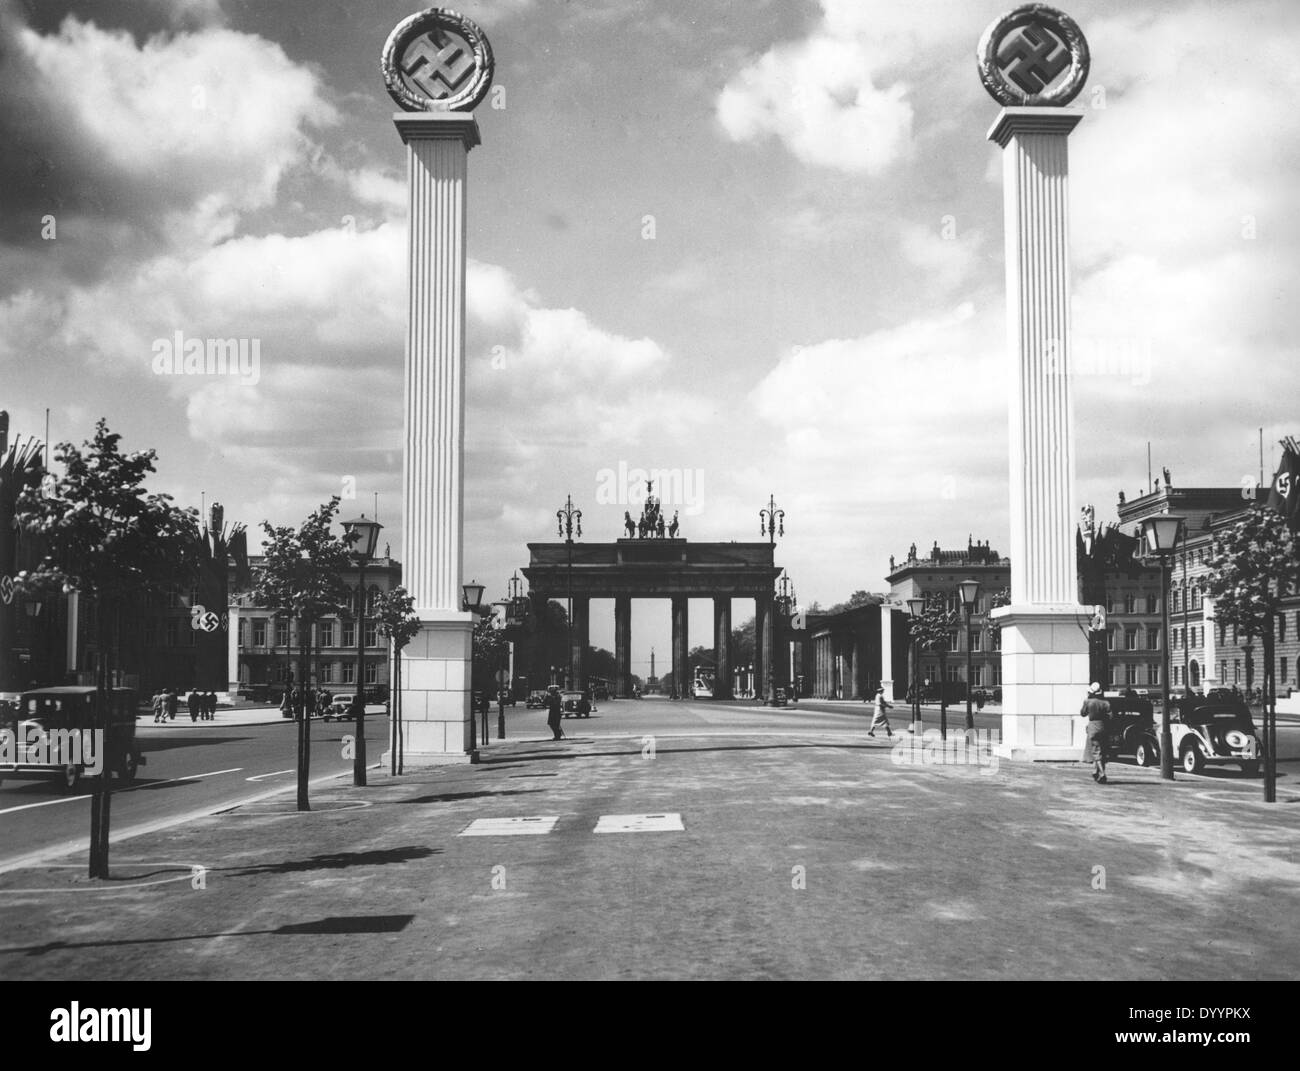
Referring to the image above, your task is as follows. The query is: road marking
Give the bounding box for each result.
[459,816,558,836]
[0,767,243,816]
[246,769,295,782]
[594,813,684,833]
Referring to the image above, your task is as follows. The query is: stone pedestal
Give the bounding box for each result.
[989,107,1091,759]
[389,112,480,766]
[614,595,631,698]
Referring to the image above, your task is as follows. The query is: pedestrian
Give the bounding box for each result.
[165,687,178,722]
[1080,681,1111,784]
[153,690,166,723]
[204,690,217,720]
[545,685,563,741]
[867,686,895,739]
[187,688,199,722]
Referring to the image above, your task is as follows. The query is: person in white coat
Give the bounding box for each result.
[868,686,895,739]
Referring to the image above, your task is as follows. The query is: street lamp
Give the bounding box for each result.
[958,578,981,732]
[907,597,925,734]
[759,494,785,544]
[1140,513,1185,781]
[342,513,382,788]
[556,494,582,689]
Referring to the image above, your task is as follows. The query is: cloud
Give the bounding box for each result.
[0,8,336,255]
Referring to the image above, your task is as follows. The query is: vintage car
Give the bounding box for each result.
[1101,690,1156,760]
[525,690,549,709]
[1134,694,1261,774]
[1,686,145,791]
[560,690,592,718]
[323,693,355,721]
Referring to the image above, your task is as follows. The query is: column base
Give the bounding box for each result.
[395,614,475,760]
[990,603,1092,762]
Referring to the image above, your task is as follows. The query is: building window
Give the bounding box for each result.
[343,663,355,685]
[1125,628,1138,651]
[1193,586,1203,610]
[1109,664,1120,687]
[1280,616,1288,643]
[276,621,290,649]
[320,622,334,648]
[342,621,355,648]
[365,623,378,648]
[992,662,1002,686]
[1126,663,1138,686]
[1280,657,1287,685]
[945,663,960,683]
[253,619,267,648]
[1148,663,1160,686]
[1172,665,1180,686]
[948,631,959,653]
[1146,594,1159,614]
[365,662,378,685]
[320,663,334,684]
[1172,588,1181,613]
[991,629,1001,652]
[275,664,288,683]
[971,664,984,687]
[1234,660,1241,684]
[1107,628,1116,652]
[1147,627,1160,651]
[969,629,982,652]
[165,618,178,647]
[1125,594,1137,614]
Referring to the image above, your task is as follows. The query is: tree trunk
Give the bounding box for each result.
[89,601,115,878]
[297,617,311,811]
[1263,618,1277,803]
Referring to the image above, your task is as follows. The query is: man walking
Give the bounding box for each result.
[867,685,895,739]
[1080,682,1111,784]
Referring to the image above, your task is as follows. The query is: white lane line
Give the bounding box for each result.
[459,816,558,836]
[594,813,684,833]
[0,767,244,816]
[245,769,295,782]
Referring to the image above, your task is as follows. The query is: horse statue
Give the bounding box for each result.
[655,514,666,539]
[623,511,636,538]
[668,511,679,538]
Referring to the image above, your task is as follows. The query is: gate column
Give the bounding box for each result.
[714,597,732,699]
[614,595,632,698]
[671,595,688,699]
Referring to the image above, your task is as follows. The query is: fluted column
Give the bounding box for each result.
[614,595,631,698]
[988,107,1091,760]
[714,597,732,699]
[392,113,480,763]
[671,596,688,699]
[754,597,769,700]
[571,596,589,691]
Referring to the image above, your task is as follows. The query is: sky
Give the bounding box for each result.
[1,0,1297,674]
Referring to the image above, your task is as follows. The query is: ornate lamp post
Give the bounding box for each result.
[502,569,526,739]
[341,514,383,787]
[462,579,488,746]
[556,494,582,689]
[1140,514,1185,781]
[759,494,785,545]
[907,597,925,734]
[958,578,981,731]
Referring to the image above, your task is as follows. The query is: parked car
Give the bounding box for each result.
[525,690,548,709]
[323,693,356,721]
[1,687,145,791]
[1135,693,1261,774]
[1100,690,1156,761]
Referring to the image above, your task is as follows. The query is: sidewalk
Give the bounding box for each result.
[0,726,1295,980]
[138,705,385,729]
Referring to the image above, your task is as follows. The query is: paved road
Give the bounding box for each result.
[0,711,388,870]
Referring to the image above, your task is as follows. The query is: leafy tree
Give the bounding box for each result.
[374,586,420,776]
[1204,506,1299,800]
[909,598,960,736]
[14,420,200,877]
[252,498,353,811]
[823,590,886,615]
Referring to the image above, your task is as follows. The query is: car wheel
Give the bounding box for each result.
[1181,742,1205,775]
[1240,761,1260,776]
[1134,740,1156,768]
[59,764,82,792]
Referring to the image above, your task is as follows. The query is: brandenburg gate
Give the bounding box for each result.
[523,537,781,701]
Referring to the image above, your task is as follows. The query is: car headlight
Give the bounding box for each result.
[1225,730,1249,749]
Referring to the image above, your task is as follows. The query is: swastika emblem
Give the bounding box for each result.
[0,575,13,605]
[383,8,494,113]
[996,23,1070,95]
[400,29,476,101]
[977,4,1089,107]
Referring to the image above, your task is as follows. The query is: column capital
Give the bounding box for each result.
[393,112,482,149]
[987,107,1083,148]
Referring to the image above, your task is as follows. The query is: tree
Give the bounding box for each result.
[1204,505,1300,801]
[909,599,960,738]
[374,586,419,776]
[823,590,886,615]
[252,498,353,811]
[14,420,200,877]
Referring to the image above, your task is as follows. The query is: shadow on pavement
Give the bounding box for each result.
[399,788,543,804]
[223,845,441,877]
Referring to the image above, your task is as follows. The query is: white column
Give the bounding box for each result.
[392,112,480,764]
[879,604,895,700]
[227,604,241,695]
[988,108,1092,761]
